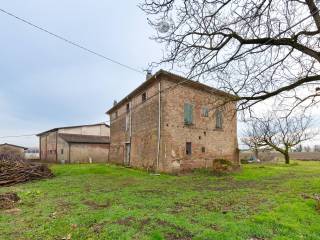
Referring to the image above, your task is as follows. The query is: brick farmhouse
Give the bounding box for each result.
[37,123,110,163]
[107,70,239,173]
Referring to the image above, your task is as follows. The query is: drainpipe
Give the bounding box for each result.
[56,132,58,163]
[156,76,161,172]
[129,99,132,165]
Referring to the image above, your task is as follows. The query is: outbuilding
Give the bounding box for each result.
[0,143,28,159]
[37,123,110,163]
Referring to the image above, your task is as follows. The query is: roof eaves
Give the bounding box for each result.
[37,123,109,137]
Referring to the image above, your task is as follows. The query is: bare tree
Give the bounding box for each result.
[241,131,263,160]
[295,144,303,152]
[243,112,315,164]
[141,0,320,112]
[314,144,320,152]
[304,145,312,152]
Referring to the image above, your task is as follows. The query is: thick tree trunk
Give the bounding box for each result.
[254,148,259,160]
[284,152,290,164]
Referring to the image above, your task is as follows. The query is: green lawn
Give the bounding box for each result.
[1,161,320,240]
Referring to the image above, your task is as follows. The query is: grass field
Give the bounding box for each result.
[0,161,320,240]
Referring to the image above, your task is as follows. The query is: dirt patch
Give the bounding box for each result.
[302,193,320,213]
[156,219,193,240]
[138,218,151,230]
[91,222,106,234]
[169,201,194,214]
[202,195,270,217]
[114,216,135,226]
[0,192,20,210]
[134,189,171,197]
[83,200,111,210]
[55,199,74,215]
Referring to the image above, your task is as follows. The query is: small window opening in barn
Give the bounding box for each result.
[126,103,130,113]
[202,147,206,153]
[186,142,192,155]
[61,149,64,155]
[184,103,193,125]
[204,131,206,136]
[142,92,147,102]
[216,110,223,129]
[199,136,201,140]
[201,107,209,117]
[125,115,130,132]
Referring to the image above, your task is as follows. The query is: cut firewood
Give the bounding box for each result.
[0,159,53,187]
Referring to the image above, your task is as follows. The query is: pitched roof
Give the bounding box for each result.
[58,134,110,144]
[106,69,237,114]
[0,143,28,150]
[37,123,109,136]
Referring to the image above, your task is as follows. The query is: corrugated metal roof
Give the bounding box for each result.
[58,134,110,144]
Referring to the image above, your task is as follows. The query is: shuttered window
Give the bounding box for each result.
[201,107,209,117]
[216,110,223,129]
[184,103,193,125]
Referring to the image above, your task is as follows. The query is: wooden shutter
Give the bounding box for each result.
[216,110,223,128]
[184,103,193,125]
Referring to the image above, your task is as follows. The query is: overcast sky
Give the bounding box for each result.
[0,1,163,147]
[0,1,319,148]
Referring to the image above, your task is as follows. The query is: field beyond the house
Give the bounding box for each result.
[1,161,320,240]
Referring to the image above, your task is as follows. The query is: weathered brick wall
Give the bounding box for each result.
[109,81,159,170]
[160,77,239,172]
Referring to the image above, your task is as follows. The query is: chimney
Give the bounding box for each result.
[113,100,118,106]
[146,70,152,80]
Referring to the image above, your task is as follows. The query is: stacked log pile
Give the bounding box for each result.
[0,159,53,186]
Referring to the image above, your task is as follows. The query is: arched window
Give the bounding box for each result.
[215,110,223,129]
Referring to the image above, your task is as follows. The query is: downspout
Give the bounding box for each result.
[129,99,132,165]
[56,132,58,163]
[156,76,161,172]
[39,136,42,161]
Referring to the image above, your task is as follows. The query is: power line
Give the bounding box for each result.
[0,8,144,75]
[1,7,319,138]
[0,134,36,139]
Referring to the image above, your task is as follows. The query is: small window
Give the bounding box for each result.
[126,103,130,113]
[186,142,192,155]
[201,107,209,117]
[113,111,118,120]
[125,115,130,132]
[216,110,223,129]
[201,147,206,153]
[184,103,193,125]
[142,92,147,102]
[61,149,64,155]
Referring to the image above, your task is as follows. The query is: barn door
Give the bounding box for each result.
[124,143,131,166]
